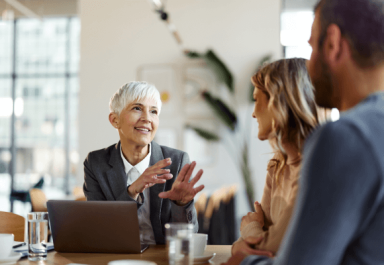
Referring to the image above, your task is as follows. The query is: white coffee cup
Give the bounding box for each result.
[0,233,14,258]
[193,233,208,257]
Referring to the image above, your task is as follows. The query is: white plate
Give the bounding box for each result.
[194,252,216,263]
[108,260,157,265]
[0,251,22,264]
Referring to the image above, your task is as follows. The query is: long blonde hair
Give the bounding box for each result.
[252,58,320,182]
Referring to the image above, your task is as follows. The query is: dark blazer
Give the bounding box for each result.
[83,141,198,244]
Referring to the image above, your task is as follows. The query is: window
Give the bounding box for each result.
[281,11,314,60]
[0,17,80,214]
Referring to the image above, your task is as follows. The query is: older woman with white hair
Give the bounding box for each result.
[83,81,204,245]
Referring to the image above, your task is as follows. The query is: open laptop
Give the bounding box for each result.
[47,200,149,254]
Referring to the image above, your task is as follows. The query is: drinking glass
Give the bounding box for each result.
[27,212,49,261]
[165,223,194,265]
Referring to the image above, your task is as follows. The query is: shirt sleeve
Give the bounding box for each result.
[241,120,381,265]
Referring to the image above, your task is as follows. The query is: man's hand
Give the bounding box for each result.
[221,252,248,265]
[158,161,204,206]
[240,201,264,231]
[128,158,173,199]
[223,237,274,265]
[231,237,274,257]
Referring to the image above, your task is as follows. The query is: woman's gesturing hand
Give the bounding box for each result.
[158,161,204,206]
[240,201,265,231]
[128,158,173,199]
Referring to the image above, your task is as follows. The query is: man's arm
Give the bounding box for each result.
[241,121,381,265]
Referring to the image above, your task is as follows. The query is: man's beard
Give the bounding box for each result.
[312,54,336,109]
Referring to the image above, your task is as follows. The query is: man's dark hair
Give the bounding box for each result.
[315,0,384,68]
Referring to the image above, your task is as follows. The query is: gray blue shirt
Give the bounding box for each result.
[242,92,384,265]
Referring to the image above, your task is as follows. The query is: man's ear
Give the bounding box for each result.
[109,112,119,129]
[323,24,349,67]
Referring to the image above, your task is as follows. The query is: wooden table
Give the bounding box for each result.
[17,245,231,265]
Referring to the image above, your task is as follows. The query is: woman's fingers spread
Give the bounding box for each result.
[176,163,191,182]
[189,169,203,186]
[147,174,169,184]
[156,173,173,180]
[150,158,172,171]
[158,158,172,167]
[158,191,170,199]
[146,169,170,179]
[193,184,205,195]
[184,161,197,183]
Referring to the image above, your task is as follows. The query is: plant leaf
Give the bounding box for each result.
[184,50,202,58]
[202,91,237,130]
[203,50,234,93]
[186,125,220,141]
[240,143,255,210]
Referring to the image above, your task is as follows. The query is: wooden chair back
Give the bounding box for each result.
[72,186,84,197]
[29,188,47,212]
[73,186,86,201]
[0,211,25,241]
[195,192,207,214]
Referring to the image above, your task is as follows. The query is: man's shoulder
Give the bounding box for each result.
[304,98,384,178]
[309,94,384,148]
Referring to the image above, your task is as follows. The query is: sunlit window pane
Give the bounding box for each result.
[70,18,80,73]
[0,17,80,214]
[0,21,13,74]
[285,45,312,60]
[0,79,12,212]
[16,18,68,75]
[281,11,314,59]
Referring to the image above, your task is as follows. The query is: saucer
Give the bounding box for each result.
[0,251,22,264]
[108,260,157,265]
[194,252,216,263]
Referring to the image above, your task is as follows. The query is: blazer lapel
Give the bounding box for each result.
[149,141,166,243]
[106,142,128,200]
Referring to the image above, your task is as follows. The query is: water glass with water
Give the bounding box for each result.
[28,212,49,261]
[165,223,194,265]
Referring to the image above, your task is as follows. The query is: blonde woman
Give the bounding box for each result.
[232,58,322,257]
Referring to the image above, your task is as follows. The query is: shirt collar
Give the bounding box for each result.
[120,143,152,175]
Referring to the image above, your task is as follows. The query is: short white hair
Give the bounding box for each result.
[109,81,162,116]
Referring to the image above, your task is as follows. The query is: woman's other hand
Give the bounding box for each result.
[240,201,265,231]
[128,158,173,199]
[158,161,204,206]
